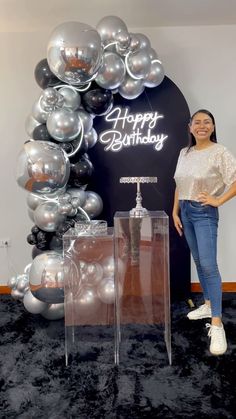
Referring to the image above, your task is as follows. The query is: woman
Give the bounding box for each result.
[173,109,236,355]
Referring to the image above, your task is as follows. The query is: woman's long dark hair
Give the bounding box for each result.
[188,109,217,149]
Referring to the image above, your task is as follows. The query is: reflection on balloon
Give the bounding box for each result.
[96,15,128,45]
[29,251,65,303]
[126,49,151,80]
[16,141,70,194]
[23,290,48,314]
[41,303,64,320]
[95,52,125,89]
[34,201,65,232]
[97,277,115,304]
[144,60,165,88]
[47,22,103,85]
[118,74,144,100]
[59,86,81,111]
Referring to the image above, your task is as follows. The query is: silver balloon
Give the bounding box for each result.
[25,114,40,137]
[47,22,103,85]
[144,61,165,88]
[77,109,93,134]
[131,33,151,50]
[47,109,81,142]
[126,49,151,80]
[58,202,73,215]
[11,289,25,301]
[75,286,101,316]
[34,201,65,232]
[27,193,44,211]
[84,128,98,149]
[82,191,103,218]
[8,276,18,289]
[23,290,48,314]
[40,88,64,112]
[149,48,159,61]
[16,141,70,194]
[129,34,141,52]
[32,98,50,123]
[95,52,125,89]
[97,277,115,304]
[96,16,129,45]
[118,74,144,100]
[41,303,64,320]
[16,274,29,293]
[58,86,81,111]
[102,256,115,277]
[67,187,86,207]
[115,30,130,50]
[29,251,65,303]
[28,208,35,222]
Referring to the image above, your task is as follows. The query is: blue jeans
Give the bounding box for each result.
[179,200,222,317]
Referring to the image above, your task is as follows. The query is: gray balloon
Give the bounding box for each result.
[25,114,40,137]
[144,60,165,88]
[32,98,50,123]
[58,86,81,111]
[47,109,81,142]
[40,88,64,112]
[23,290,48,313]
[77,109,93,134]
[82,191,103,218]
[118,74,144,100]
[41,303,64,320]
[34,201,65,232]
[131,33,151,50]
[127,49,151,79]
[67,187,86,207]
[96,52,126,89]
[29,251,65,303]
[16,141,70,194]
[97,277,115,304]
[84,128,98,149]
[47,22,103,85]
[96,15,128,45]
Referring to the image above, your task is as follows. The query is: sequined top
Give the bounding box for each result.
[174,143,236,200]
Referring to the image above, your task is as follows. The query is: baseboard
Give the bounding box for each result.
[191,282,236,292]
[0,286,11,294]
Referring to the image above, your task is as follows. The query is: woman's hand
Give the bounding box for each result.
[197,192,221,207]
[173,213,183,236]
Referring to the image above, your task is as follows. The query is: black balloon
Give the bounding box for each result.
[49,236,63,251]
[69,158,94,187]
[27,233,37,245]
[60,142,74,154]
[32,124,53,141]
[32,246,45,259]
[31,225,40,234]
[82,88,113,115]
[34,58,61,89]
[69,138,89,163]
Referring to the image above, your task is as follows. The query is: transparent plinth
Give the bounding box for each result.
[63,223,115,366]
[114,211,171,365]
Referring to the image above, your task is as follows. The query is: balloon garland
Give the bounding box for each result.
[9,16,165,319]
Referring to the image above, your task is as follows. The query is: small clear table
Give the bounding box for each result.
[114,211,171,365]
[63,223,115,366]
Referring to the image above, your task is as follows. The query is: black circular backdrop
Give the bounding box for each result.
[88,76,191,299]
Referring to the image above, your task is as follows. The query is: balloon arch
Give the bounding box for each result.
[9,16,165,319]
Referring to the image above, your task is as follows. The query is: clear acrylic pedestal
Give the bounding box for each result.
[63,223,115,366]
[114,211,171,365]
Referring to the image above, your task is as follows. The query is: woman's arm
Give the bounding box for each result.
[198,181,236,207]
[172,187,183,236]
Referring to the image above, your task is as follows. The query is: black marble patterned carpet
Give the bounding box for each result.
[0,293,236,419]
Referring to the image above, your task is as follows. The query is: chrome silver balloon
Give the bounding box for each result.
[41,303,64,320]
[34,201,65,232]
[25,114,40,137]
[96,16,128,45]
[58,86,81,111]
[47,109,81,142]
[8,276,18,289]
[29,251,65,304]
[84,128,98,149]
[118,74,144,100]
[132,33,151,50]
[28,208,35,222]
[11,289,25,301]
[16,141,70,194]
[144,60,165,88]
[23,290,48,313]
[82,191,103,218]
[77,109,93,134]
[32,98,50,123]
[47,22,103,85]
[95,52,126,89]
[97,277,115,304]
[27,193,45,211]
[126,49,151,80]
[149,48,159,61]
[67,188,86,207]
[40,87,64,112]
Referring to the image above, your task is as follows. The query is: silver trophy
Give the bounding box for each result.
[120,177,158,217]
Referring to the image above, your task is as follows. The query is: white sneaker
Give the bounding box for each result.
[187,303,212,320]
[206,323,227,355]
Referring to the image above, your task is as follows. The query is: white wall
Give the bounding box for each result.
[1,25,236,284]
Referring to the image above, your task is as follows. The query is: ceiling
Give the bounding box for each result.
[2,0,236,32]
